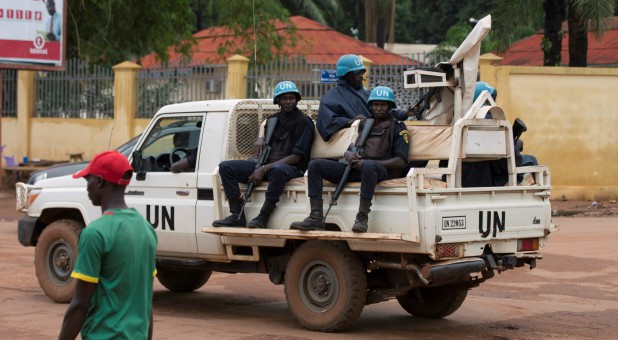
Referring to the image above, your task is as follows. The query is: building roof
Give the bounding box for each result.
[500,17,618,66]
[140,16,412,67]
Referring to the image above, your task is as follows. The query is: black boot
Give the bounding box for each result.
[351,199,372,233]
[247,200,276,229]
[212,198,246,227]
[290,197,325,231]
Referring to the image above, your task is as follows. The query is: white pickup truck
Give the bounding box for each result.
[15,17,557,332]
[16,97,556,331]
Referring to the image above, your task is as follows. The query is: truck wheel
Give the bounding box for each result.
[284,241,367,332]
[34,219,83,303]
[157,268,212,292]
[396,288,468,318]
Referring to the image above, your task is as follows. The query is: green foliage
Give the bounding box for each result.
[67,0,196,66]
[280,0,343,26]
[571,0,616,41]
[490,0,544,52]
[327,0,365,39]
[394,0,491,44]
[196,0,299,64]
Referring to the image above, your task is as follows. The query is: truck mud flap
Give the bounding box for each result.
[18,216,39,247]
[423,258,487,281]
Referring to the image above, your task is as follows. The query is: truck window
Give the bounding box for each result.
[139,116,202,172]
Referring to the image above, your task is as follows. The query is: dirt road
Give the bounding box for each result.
[1,193,617,338]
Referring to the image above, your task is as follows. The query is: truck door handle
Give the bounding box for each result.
[126,190,144,196]
[176,190,190,196]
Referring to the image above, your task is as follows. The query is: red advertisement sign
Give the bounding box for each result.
[0,0,65,70]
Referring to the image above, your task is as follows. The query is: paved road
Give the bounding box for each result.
[1,216,617,339]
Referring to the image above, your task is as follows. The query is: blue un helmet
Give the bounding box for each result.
[273,81,301,104]
[336,54,366,77]
[368,86,396,108]
[474,81,497,102]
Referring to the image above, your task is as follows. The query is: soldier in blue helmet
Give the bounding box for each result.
[315,54,372,141]
[291,86,409,233]
[213,81,315,229]
[461,81,537,187]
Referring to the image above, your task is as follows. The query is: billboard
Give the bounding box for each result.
[0,0,66,70]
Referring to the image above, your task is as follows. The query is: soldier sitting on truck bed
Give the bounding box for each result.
[291,86,409,233]
[212,81,315,229]
[316,54,414,142]
[462,82,538,187]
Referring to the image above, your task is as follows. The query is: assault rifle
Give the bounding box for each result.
[239,117,278,217]
[323,118,375,221]
[410,87,442,120]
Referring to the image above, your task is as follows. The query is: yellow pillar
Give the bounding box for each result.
[112,61,141,149]
[226,55,250,99]
[16,70,36,160]
[359,55,374,90]
[479,53,511,118]
[479,53,503,85]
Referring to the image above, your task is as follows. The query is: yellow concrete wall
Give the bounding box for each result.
[1,118,20,162]
[0,117,153,165]
[481,54,618,200]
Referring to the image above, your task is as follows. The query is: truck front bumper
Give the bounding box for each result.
[18,216,38,247]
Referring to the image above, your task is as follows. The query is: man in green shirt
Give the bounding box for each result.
[59,150,158,340]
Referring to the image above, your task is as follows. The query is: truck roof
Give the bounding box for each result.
[156,99,273,116]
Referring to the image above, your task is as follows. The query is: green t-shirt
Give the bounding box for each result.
[72,208,158,340]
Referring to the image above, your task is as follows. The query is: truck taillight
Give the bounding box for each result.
[435,243,463,259]
[517,238,539,252]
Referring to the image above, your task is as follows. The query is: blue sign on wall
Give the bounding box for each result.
[321,70,338,84]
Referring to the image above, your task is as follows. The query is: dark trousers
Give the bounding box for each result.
[219,160,303,203]
[307,159,391,201]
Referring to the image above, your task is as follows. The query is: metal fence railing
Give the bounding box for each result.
[137,59,227,119]
[13,51,442,120]
[1,69,17,118]
[35,59,114,119]
[247,51,445,111]
[247,55,338,101]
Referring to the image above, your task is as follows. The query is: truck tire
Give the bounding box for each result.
[34,219,83,303]
[157,268,212,292]
[284,241,367,332]
[396,288,468,318]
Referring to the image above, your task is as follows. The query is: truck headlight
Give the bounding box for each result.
[16,183,39,212]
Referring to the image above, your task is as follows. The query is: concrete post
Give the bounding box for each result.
[226,55,250,99]
[479,53,507,115]
[112,61,141,149]
[359,55,374,90]
[479,53,503,85]
[16,70,36,160]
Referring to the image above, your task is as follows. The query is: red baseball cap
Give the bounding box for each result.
[73,151,133,185]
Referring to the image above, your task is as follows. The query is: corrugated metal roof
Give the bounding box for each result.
[141,16,412,67]
[500,17,618,66]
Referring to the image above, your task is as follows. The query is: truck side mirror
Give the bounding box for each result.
[131,150,148,180]
[131,150,142,171]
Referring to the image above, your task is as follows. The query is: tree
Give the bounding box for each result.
[67,0,196,66]
[491,0,616,67]
[365,0,396,48]
[394,0,492,44]
[190,0,301,64]
[280,0,343,27]
[568,0,616,66]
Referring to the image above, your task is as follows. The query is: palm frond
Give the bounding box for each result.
[572,0,615,40]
